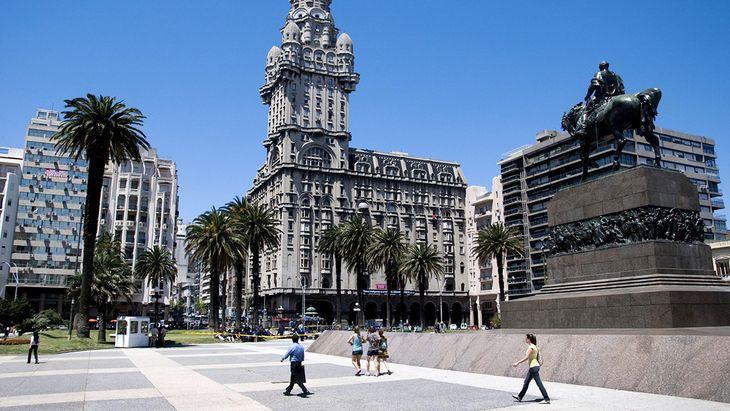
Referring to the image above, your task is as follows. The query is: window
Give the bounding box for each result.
[301,147,332,168]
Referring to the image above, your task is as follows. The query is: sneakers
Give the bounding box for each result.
[539,399,551,404]
[355,370,362,376]
[512,394,521,402]
[283,391,292,396]
[387,371,393,375]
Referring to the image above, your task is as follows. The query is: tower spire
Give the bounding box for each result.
[289,0,331,12]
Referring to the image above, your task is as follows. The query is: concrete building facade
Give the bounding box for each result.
[499,128,723,299]
[247,0,470,326]
[465,176,503,326]
[10,109,88,312]
[97,149,178,315]
[0,147,24,299]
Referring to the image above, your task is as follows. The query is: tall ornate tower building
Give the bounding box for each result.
[248,1,471,327]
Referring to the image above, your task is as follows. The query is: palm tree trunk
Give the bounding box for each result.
[335,255,342,328]
[221,274,228,328]
[497,251,505,303]
[75,155,105,338]
[419,271,426,328]
[399,280,406,326]
[210,264,220,330]
[235,261,243,331]
[97,302,106,343]
[252,245,261,325]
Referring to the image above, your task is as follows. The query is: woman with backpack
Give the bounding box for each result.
[377,328,392,376]
[512,333,550,404]
[347,326,364,376]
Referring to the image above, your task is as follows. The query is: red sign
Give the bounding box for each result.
[376,283,387,290]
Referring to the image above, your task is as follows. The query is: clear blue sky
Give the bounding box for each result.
[1,1,728,222]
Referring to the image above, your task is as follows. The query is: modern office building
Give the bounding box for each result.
[465,177,503,326]
[10,109,89,311]
[247,0,469,326]
[0,147,24,299]
[96,148,178,315]
[499,127,723,299]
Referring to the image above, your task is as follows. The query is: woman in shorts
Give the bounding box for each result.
[365,327,379,376]
[347,327,364,375]
[377,328,392,376]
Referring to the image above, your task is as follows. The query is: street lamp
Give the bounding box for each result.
[68,298,75,340]
[300,276,308,320]
[439,277,448,325]
[1,262,19,301]
[150,286,161,326]
[353,302,361,326]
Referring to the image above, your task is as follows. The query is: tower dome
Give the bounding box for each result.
[267,46,283,66]
[336,33,353,54]
[282,20,301,44]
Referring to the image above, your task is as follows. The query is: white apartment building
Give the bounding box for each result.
[97,148,178,315]
[465,176,503,327]
[0,147,24,299]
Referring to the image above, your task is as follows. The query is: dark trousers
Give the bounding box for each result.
[285,361,308,393]
[518,366,549,401]
[27,345,38,364]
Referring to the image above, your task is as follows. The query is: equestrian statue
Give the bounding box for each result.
[561,61,662,180]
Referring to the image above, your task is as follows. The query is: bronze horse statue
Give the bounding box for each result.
[562,88,662,180]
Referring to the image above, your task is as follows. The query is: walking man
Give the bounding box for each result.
[281,334,312,396]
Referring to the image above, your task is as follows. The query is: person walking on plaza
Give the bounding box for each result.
[347,326,364,375]
[512,333,550,404]
[377,328,392,376]
[365,327,379,376]
[27,331,40,364]
[281,334,312,396]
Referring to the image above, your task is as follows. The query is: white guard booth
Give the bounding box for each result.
[114,316,151,348]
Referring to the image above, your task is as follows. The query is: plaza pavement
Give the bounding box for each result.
[0,339,727,411]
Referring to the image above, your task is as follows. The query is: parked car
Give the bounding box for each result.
[460,323,468,330]
[479,325,488,330]
[449,323,457,330]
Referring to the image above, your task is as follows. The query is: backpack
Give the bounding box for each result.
[380,338,387,351]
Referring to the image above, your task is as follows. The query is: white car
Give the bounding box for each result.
[449,323,457,330]
[460,323,468,330]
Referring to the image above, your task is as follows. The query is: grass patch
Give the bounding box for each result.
[0,330,116,356]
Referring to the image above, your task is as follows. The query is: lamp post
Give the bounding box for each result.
[301,276,308,320]
[353,302,361,326]
[1,262,19,301]
[152,286,161,326]
[68,298,75,340]
[438,277,448,325]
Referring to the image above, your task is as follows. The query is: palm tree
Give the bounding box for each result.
[68,233,135,343]
[52,94,150,338]
[399,243,444,328]
[135,246,177,326]
[472,222,523,306]
[185,208,240,330]
[317,225,346,327]
[236,202,280,325]
[367,228,406,328]
[223,197,251,330]
[340,216,373,326]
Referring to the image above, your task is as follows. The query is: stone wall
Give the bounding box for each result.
[309,330,730,403]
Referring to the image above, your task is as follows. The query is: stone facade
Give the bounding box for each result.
[499,128,723,299]
[502,167,730,328]
[246,0,469,326]
[0,147,23,299]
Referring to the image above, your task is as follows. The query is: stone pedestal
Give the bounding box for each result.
[502,166,730,328]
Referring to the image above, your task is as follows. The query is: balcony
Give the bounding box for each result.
[712,199,725,209]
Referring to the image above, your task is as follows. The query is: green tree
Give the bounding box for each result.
[472,222,523,305]
[52,94,149,338]
[317,225,346,327]
[68,233,136,342]
[367,228,406,328]
[185,208,238,330]
[340,216,373,325]
[0,298,34,333]
[135,246,177,327]
[235,202,280,325]
[223,197,252,330]
[194,298,208,316]
[399,243,444,327]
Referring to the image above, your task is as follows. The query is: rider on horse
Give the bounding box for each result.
[575,61,625,136]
